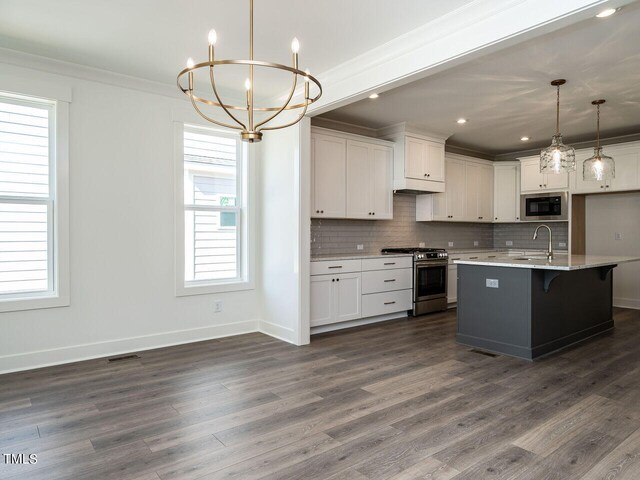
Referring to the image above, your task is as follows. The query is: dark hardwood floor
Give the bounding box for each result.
[1,307,640,480]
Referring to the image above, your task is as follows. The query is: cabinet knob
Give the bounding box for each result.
[600,185,604,189]
[316,210,319,213]
[544,184,547,187]
[495,217,498,220]
[372,212,375,215]
[332,279,335,282]
[478,217,482,220]
[336,278,340,282]
[321,210,324,213]
[427,174,430,178]
[516,217,519,220]
[539,184,542,188]
[424,173,427,177]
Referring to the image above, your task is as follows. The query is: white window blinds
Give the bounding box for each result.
[0,96,54,296]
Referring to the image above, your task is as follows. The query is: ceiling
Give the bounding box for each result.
[319,2,640,156]
[0,0,474,99]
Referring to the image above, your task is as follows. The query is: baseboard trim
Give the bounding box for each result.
[259,320,297,344]
[614,298,640,310]
[0,320,260,375]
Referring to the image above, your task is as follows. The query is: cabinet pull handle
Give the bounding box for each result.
[328,266,342,269]
[469,256,479,259]
[384,301,396,305]
[383,262,396,265]
[488,255,497,258]
[478,216,483,219]
[384,279,396,282]
[451,257,461,260]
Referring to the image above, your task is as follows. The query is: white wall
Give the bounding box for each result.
[0,62,266,373]
[586,192,640,309]
[257,118,310,345]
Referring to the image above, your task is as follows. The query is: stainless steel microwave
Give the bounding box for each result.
[520,192,568,221]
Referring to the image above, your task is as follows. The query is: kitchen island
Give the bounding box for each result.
[454,254,640,360]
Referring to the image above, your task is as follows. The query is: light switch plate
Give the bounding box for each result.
[559,242,567,248]
[486,279,499,288]
[418,242,425,248]
[506,241,513,246]
[473,241,479,247]
[615,233,622,241]
[356,244,364,250]
[448,242,454,247]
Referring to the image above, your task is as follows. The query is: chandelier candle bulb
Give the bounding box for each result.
[208,29,217,45]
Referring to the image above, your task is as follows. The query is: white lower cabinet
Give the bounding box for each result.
[310,272,362,327]
[362,289,412,318]
[311,257,413,328]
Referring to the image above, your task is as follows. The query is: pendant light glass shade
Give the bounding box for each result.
[540,134,576,174]
[540,79,576,173]
[583,99,614,181]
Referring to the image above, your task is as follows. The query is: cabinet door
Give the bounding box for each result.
[544,171,569,190]
[478,165,494,222]
[371,145,393,219]
[609,149,640,192]
[447,265,457,304]
[335,273,362,322]
[345,140,372,219]
[405,137,426,180]
[431,192,447,221]
[464,162,481,221]
[425,142,445,182]
[310,275,334,327]
[311,134,346,218]
[494,165,519,222]
[446,159,466,220]
[520,160,545,192]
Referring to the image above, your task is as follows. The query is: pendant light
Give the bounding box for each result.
[540,79,576,174]
[583,99,615,181]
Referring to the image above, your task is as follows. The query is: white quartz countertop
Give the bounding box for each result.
[311,253,412,262]
[454,254,640,271]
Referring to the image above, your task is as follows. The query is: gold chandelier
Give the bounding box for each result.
[177,0,322,143]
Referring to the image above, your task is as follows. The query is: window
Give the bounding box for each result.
[0,92,69,311]
[177,124,249,294]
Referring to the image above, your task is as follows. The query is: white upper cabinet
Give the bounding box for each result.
[404,135,445,182]
[493,163,520,222]
[417,154,493,223]
[312,128,393,220]
[378,126,447,193]
[520,157,568,192]
[311,133,346,218]
[570,142,640,194]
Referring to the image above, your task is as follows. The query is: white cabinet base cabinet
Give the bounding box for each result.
[310,272,361,327]
[310,257,413,332]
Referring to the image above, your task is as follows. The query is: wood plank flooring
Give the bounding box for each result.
[1,307,640,479]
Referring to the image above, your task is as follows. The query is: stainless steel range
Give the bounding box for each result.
[381,247,449,316]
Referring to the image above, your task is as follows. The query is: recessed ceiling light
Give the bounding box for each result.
[456,118,467,124]
[369,93,379,99]
[521,136,530,141]
[596,8,617,17]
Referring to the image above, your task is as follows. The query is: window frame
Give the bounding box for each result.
[0,91,70,313]
[175,122,253,296]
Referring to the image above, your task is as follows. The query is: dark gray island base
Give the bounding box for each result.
[456,263,616,360]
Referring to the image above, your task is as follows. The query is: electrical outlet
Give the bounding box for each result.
[448,242,454,247]
[356,244,364,251]
[615,232,623,241]
[486,279,499,288]
[418,242,425,248]
[473,241,479,247]
[214,300,223,313]
[559,242,567,248]
[506,241,513,247]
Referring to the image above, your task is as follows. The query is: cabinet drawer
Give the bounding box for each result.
[362,268,412,294]
[311,259,361,276]
[362,289,412,318]
[361,256,412,271]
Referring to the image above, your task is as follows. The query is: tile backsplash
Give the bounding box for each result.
[493,222,568,250]
[310,194,568,257]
